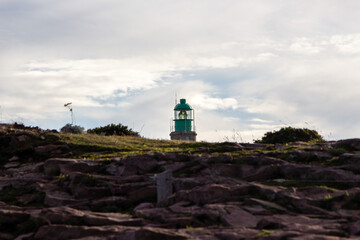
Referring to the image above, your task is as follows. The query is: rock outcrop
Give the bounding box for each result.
[1,126,360,239]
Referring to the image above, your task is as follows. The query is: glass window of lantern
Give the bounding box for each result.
[175,110,192,119]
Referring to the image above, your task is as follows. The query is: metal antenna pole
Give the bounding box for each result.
[64,103,73,125]
[70,107,74,125]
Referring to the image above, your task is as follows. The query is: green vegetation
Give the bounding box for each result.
[256,230,273,238]
[56,173,70,183]
[185,225,204,230]
[256,127,324,144]
[87,123,139,136]
[325,194,332,200]
[60,124,85,134]
[0,123,251,164]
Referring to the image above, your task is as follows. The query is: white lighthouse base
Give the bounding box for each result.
[170,131,197,141]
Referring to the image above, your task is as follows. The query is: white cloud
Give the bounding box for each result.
[2,1,360,142]
[289,38,324,54]
[192,95,239,110]
[330,34,360,54]
[251,118,273,123]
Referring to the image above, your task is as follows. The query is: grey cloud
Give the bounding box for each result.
[2,1,360,141]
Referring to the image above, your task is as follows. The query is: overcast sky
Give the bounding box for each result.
[1,0,360,142]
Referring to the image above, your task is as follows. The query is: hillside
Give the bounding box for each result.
[1,124,360,239]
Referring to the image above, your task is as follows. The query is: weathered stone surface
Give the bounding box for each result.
[4,135,360,239]
[155,170,173,204]
[0,209,29,223]
[134,202,154,211]
[35,144,70,157]
[113,154,160,176]
[172,177,212,191]
[90,196,130,208]
[44,190,79,207]
[349,220,360,235]
[127,185,157,202]
[34,225,127,240]
[43,158,100,175]
[4,162,21,168]
[209,204,259,227]
[8,156,19,162]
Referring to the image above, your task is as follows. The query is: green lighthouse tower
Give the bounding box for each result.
[170,98,197,141]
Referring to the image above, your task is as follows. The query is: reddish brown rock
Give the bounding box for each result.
[0,209,29,223]
[43,158,100,175]
[3,135,360,239]
[134,202,154,211]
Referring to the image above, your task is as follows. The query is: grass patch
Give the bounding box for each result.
[255,230,273,238]
[325,194,332,200]
[55,173,70,186]
[186,225,203,230]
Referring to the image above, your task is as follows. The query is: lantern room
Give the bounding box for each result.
[170,98,197,141]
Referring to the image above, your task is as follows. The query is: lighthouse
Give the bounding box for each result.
[170,98,197,141]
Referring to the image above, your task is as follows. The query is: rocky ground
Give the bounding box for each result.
[2,125,360,239]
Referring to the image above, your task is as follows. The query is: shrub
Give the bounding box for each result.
[60,124,84,134]
[87,123,139,136]
[255,127,324,144]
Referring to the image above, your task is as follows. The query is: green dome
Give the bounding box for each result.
[174,99,192,110]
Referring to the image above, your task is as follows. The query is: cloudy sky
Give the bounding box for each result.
[1,0,360,142]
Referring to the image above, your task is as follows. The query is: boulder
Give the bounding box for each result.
[35,145,70,157]
[208,204,259,227]
[34,225,128,240]
[237,156,285,166]
[131,227,188,240]
[134,202,154,211]
[243,165,281,181]
[127,185,157,202]
[9,156,19,162]
[173,177,212,192]
[206,154,233,163]
[134,207,172,223]
[71,185,112,199]
[349,220,360,235]
[119,154,160,175]
[175,184,233,205]
[0,209,29,223]
[40,206,85,225]
[43,158,100,175]
[90,196,130,209]
[44,190,79,207]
